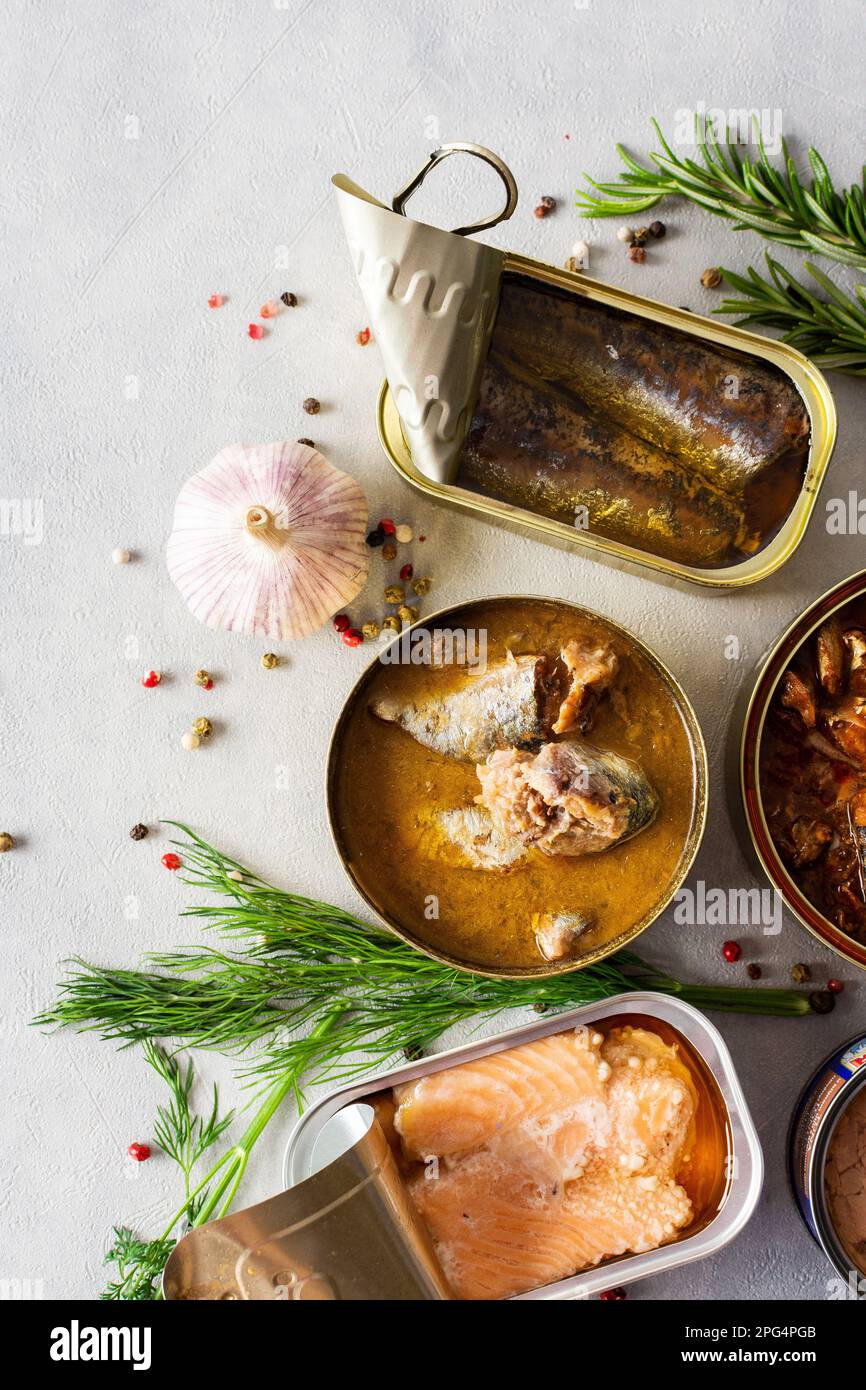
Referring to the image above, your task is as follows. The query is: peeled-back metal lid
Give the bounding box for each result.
[333,144,517,485]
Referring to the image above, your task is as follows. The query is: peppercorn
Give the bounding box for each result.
[721,940,742,963]
[809,990,835,1015]
[746,963,762,980]
[384,585,405,604]
[297,437,315,448]
[366,528,385,548]
[0,831,14,853]
[412,575,432,596]
[382,543,397,561]
[302,397,320,415]
[599,1287,627,1301]
[648,220,666,238]
[356,327,371,346]
[627,245,646,264]
[540,195,556,211]
[382,615,401,634]
[632,226,649,246]
[194,668,212,688]
[404,1044,423,1062]
[192,717,212,740]
[140,670,161,688]
[701,267,723,289]
[378,518,396,535]
[129,824,148,841]
[532,1001,549,1014]
[182,731,201,751]
[791,962,811,983]
[827,978,844,994]
[261,652,280,670]
[341,627,364,647]
[280,292,298,307]
[333,613,350,633]
[128,1142,151,1162]
[162,852,182,871]
[616,225,635,244]
[395,524,413,543]
[400,563,414,581]
[362,621,380,641]
[398,604,419,625]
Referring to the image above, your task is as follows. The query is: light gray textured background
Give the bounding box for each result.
[3,0,865,1301]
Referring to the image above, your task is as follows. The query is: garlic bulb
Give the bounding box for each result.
[167,442,368,640]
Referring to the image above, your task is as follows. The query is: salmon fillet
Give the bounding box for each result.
[394,1025,697,1299]
[394,1027,609,1160]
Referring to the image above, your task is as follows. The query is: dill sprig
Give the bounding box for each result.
[576,117,866,270]
[716,254,866,374]
[36,822,811,1092]
[38,824,813,1299]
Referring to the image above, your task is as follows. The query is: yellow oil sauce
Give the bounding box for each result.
[331,599,699,973]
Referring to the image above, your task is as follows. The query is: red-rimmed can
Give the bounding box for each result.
[741,568,866,971]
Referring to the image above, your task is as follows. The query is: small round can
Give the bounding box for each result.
[788,1033,866,1297]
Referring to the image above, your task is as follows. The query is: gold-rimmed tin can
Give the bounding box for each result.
[325,594,709,980]
[376,253,836,589]
[741,568,866,971]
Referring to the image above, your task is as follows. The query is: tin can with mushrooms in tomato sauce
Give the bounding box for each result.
[788,1032,866,1298]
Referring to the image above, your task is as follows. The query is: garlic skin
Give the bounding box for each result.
[167,442,368,641]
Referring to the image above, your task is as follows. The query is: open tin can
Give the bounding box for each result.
[325,594,708,980]
[281,992,762,1300]
[335,144,836,589]
[788,1032,866,1297]
[741,568,866,970]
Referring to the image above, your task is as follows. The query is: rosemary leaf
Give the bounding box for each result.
[576,116,866,272]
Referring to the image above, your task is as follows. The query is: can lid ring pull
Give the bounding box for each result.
[391,143,518,236]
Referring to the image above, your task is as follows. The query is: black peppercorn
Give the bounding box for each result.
[280,292,298,307]
[746,963,762,980]
[366,528,386,548]
[130,823,149,841]
[809,990,835,1015]
[302,397,320,415]
[648,220,666,238]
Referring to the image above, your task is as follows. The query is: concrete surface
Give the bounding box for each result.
[3,0,865,1301]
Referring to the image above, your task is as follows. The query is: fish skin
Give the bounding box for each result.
[457,351,751,568]
[477,739,658,858]
[416,806,527,872]
[493,276,810,496]
[371,641,616,763]
[532,911,593,961]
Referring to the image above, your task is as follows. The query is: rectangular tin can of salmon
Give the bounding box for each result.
[376,258,836,590]
[282,991,763,1300]
[335,145,836,590]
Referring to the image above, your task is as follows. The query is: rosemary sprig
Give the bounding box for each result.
[716,254,866,374]
[576,117,866,270]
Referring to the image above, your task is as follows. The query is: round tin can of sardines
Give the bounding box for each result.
[789,1032,866,1297]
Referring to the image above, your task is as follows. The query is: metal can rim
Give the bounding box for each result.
[741,567,866,970]
[788,1033,866,1290]
[324,594,709,980]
